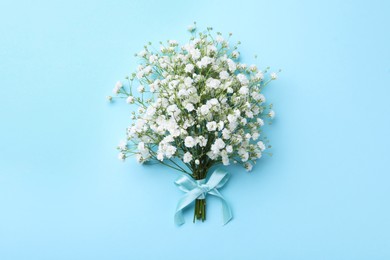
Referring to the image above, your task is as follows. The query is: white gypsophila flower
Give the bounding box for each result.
[126,96,135,104]
[183,152,193,163]
[185,103,195,112]
[244,162,253,172]
[118,152,126,161]
[221,150,229,165]
[138,49,147,57]
[206,78,221,89]
[239,86,249,95]
[137,85,145,93]
[222,129,231,139]
[190,48,201,60]
[197,136,207,147]
[249,64,257,72]
[184,136,196,148]
[232,51,239,59]
[187,24,196,32]
[268,110,275,119]
[255,71,264,80]
[112,25,276,173]
[252,132,260,140]
[214,138,225,150]
[157,152,164,161]
[199,104,211,115]
[113,81,123,94]
[169,40,178,46]
[206,121,217,131]
[227,59,236,72]
[226,145,233,153]
[257,141,266,151]
[271,72,278,80]
[185,64,194,73]
[237,73,249,85]
[219,71,229,80]
[184,77,193,87]
[118,140,127,151]
[149,55,157,63]
[216,35,224,43]
[218,121,224,131]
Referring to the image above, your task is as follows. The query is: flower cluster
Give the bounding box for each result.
[110,24,276,177]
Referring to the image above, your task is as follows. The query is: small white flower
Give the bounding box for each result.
[183,152,193,163]
[217,121,224,131]
[244,162,253,172]
[157,152,164,161]
[216,35,224,43]
[185,64,194,73]
[214,138,225,150]
[239,86,249,95]
[219,71,229,80]
[184,77,193,87]
[190,48,201,60]
[149,55,157,63]
[126,96,135,104]
[169,40,178,46]
[237,73,249,85]
[271,72,278,80]
[199,104,211,115]
[268,110,275,119]
[195,159,200,165]
[184,136,196,148]
[255,71,264,80]
[221,151,229,166]
[257,141,266,151]
[113,81,123,94]
[226,145,233,153]
[187,24,196,32]
[197,136,208,147]
[249,65,257,72]
[137,85,145,93]
[118,152,126,161]
[206,78,221,89]
[206,121,217,131]
[199,56,213,67]
[222,129,231,139]
[227,59,236,72]
[185,103,195,112]
[118,140,127,150]
[232,51,240,59]
[137,49,147,57]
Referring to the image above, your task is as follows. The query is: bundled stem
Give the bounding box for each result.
[192,165,209,223]
[193,199,206,222]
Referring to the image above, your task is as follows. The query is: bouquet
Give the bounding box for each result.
[108,23,277,225]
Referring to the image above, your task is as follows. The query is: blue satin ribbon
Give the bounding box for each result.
[174,168,233,226]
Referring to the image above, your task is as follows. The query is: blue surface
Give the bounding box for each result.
[1,0,390,259]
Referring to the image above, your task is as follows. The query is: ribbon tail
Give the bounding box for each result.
[209,189,233,225]
[174,210,185,226]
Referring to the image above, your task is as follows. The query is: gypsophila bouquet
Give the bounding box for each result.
[108,23,278,225]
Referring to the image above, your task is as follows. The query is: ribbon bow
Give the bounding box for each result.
[174,168,233,225]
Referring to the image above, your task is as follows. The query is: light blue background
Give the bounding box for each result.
[1,0,389,259]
